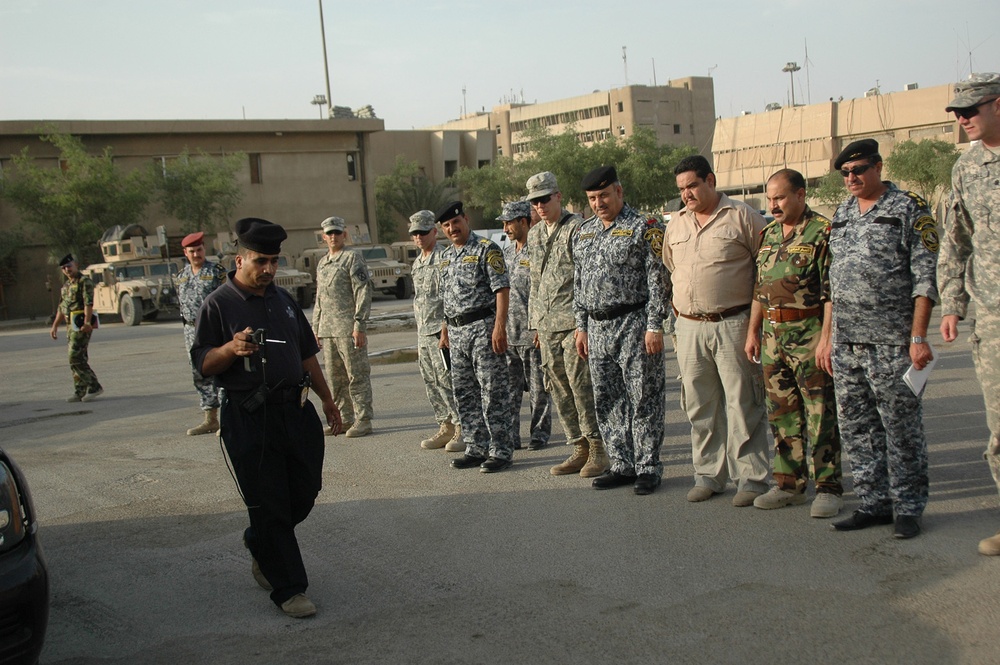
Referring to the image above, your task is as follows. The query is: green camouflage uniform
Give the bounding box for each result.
[754,207,842,495]
[60,275,102,398]
[938,138,1000,499]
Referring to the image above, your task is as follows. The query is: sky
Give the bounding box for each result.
[1,0,999,129]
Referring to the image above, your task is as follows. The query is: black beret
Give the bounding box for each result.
[435,201,464,224]
[58,253,75,267]
[581,165,619,191]
[834,139,880,170]
[234,217,287,255]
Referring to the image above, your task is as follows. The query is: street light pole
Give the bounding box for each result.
[318,0,333,118]
[782,61,801,107]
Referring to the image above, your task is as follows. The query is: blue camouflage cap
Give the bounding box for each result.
[496,200,531,222]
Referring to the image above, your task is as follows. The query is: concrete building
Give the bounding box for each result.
[712,81,961,211]
[0,118,383,319]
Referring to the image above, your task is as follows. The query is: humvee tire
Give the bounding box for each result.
[120,295,143,326]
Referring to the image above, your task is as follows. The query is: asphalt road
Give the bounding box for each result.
[1,313,998,665]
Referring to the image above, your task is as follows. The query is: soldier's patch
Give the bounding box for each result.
[439,260,451,267]
[462,256,478,264]
[579,232,596,240]
[643,227,664,255]
[914,215,939,252]
[486,249,506,274]
[519,259,530,267]
[479,238,491,244]
[611,228,634,237]
[905,191,930,210]
[788,245,815,257]
[758,245,772,254]
[355,268,369,282]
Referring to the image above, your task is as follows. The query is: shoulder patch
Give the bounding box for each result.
[486,249,506,274]
[643,227,664,255]
[579,231,596,240]
[914,215,939,253]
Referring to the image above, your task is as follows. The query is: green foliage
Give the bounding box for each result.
[811,170,848,209]
[0,228,25,284]
[153,149,245,234]
[1,133,151,262]
[884,139,960,206]
[375,157,454,242]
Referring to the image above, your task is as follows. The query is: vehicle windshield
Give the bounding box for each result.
[361,248,387,260]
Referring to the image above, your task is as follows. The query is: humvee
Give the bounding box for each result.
[296,227,413,300]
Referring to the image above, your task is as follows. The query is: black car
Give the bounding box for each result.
[0,447,49,665]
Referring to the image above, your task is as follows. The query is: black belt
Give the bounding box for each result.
[446,308,495,327]
[226,385,304,406]
[589,300,646,321]
[673,303,751,322]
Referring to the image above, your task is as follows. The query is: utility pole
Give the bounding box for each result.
[622,46,628,85]
[782,61,801,107]
[318,0,333,118]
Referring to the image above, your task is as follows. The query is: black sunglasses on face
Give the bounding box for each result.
[325,230,343,236]
[953,97,998,120]
[530,195,552,205]
[840,163,875,178]
[411,229,432,237]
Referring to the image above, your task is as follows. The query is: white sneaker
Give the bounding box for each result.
[753,487,807,510]
[810,493,844,518]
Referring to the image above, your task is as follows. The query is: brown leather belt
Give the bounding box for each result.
[673,303,750,323]
[765,306,823,323]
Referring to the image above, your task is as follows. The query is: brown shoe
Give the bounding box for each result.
[579,438,610,478]
[550,440,589,476]
[421,422,455,449]
[280,593,316,618]
[251,557,272,591]
[979,531,1000,556]
[444,424,464,452]
[686,486,718,503]
[186,408,219,436]
[732,490,762,507]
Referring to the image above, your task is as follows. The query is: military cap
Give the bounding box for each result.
[526,171,559,200]
[181,231,205,248]
[946,72,1000,112]
[408,210,436,234]
[834,139,880,170]
[234,217,287,255]
[581,165,619,191]
[320,216,346,234]
[435,201,464,223]
[58,253,75,267]
[496,200,531,222]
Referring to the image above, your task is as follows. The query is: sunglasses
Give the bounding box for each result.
[953,97,998,120]
[840,163,875,178]
[325,230,343,236]
[411,229,432,237]
[530,195,552,205]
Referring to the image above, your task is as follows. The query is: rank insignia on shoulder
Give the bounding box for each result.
[905,191,930,210]
[479,237,491,244]
[611,228,634,237]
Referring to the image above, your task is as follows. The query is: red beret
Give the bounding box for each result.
[181,232,205,248]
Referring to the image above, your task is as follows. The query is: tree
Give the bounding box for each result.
[154,149,245,234]
[811,170,848,209]
[0,228,24,285]
[375,157,454,242]
[884,138,960,207]
[1,133,151,262]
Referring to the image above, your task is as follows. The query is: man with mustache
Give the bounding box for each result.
[745,169,843,518]
[827,138,938,540]
[663,155,770,507]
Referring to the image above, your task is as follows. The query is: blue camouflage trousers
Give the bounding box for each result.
[184,323,220,410]
[506,344,552,448]
[449,316,513,460]
[832,342,929,517]
[587,310,665,477]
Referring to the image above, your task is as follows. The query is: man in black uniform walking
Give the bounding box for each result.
[191,217,342,618]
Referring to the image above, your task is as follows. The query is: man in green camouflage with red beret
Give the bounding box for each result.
[745,169,843,518]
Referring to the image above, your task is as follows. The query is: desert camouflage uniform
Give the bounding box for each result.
[528,212,601,448]
[177,260,226,410]
[938,139,1000,498]
[504,241,551,449]
[755,207,842,495]
[573,205,669,477]
[412,246,458,426]
[440,232,513,460]
[60,275,102,398]
[312,249,374,425]
[830,183,939,517]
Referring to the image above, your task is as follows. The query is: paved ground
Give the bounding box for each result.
[2,309,998,665]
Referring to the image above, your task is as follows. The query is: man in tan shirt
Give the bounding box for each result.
[663,155,771,507]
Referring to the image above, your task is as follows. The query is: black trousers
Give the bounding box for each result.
[221,394,325,606]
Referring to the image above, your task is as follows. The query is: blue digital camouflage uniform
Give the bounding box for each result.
[573,205,669,477]
[938,138,1000,503]
[60,275,102,398]
[412,245,458,426]
[829,182,939,518]
[440,232,513,460]
[504,241,552,449]
[177,260,227,410]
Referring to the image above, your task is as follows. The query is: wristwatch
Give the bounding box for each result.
[911,336,926,344]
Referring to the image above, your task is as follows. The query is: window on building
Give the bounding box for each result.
[346,153,357,181]
[616,101,624,112]
[673,124,681,134]
[444,160,457,178]
[496,127,501,135]
[478,160,490,169]
[619,126,626,136]
[249,153,262,184]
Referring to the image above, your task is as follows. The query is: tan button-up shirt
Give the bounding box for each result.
[663,193,766,315]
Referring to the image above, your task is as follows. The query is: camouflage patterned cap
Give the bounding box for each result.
[526,171,559,200]
[321,216,346,233]
[496,200,531,222]
[408,210,436,234]
[946,72,1000,111]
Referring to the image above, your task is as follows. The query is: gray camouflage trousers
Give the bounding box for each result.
[587,310,665,477]
[506,344,552,448]
[417,332,458,425]
[832,342,929,517]
[970,315,1000,502]
[537,329,601,445]
[449,316,513,460]
[184,323,220,410]
[322,336,374,425]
